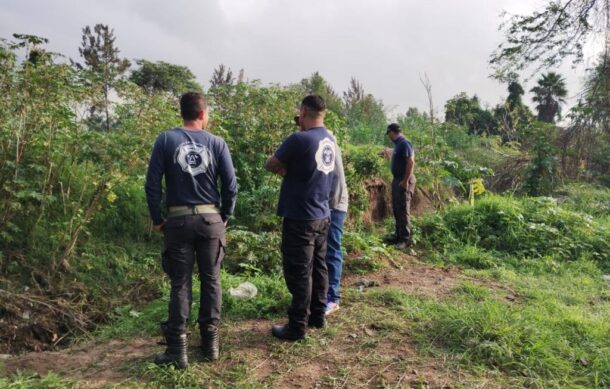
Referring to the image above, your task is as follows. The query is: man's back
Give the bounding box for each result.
[145,128,237,224]
[275,127,336,220]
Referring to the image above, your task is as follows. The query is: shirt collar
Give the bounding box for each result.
[392,134,405,144]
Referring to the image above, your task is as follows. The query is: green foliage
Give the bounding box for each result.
[96,271,289,339]
[417,195,610,267]
[130,59,202,96]
[343,78,387,133]
[556,183,610,218]
[490,0,608,75]
[0,372,75,388]
[224,229,282,275]
[530,72,568,123]
[522,121,559,195]
[343,230,388,274]
[444,93,497,135]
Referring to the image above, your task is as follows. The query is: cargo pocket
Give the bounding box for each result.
[216,237,226,266]
[161,249,172,276]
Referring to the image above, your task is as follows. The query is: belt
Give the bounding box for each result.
[167,204,220,218]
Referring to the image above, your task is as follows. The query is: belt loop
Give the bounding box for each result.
[193,205,199,215]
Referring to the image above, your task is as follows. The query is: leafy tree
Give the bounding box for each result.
[75,24,130,131]
[493,80,534,141]
[129,59,201,96]
[405,106,429,120]
[530,72,568,123]
[523,122,559,195]
[300,71,344,115]
[210,64,235,88]
[562,51,610,180]
[343,77,386,131]
[444,93,497,135]
[490,0,610,77]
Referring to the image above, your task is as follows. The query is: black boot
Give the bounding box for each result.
[308,315,326,329]
[154,333,188,369]
[200,325,219,361]
[271,324,305,341]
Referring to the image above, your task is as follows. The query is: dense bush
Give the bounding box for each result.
[417,195,610,267]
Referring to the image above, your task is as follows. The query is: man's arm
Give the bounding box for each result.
[265,156,287,176]
[401,155,415,189]
[145,135,165,231]
[218,141,238,222]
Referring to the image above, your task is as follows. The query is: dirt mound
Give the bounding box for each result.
[364,178,436,224]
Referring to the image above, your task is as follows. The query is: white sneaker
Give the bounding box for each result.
[325,302,340,316]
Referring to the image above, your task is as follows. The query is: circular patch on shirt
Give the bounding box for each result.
[175,142,212,176]
[315,137,336,175]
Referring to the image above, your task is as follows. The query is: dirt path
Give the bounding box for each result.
[1,257,493,388]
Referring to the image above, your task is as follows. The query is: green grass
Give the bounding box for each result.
[0,372,76,388]
[95,270,290,340]
[361,263,610,388]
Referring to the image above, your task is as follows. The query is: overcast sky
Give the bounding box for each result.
[0,0,603,118]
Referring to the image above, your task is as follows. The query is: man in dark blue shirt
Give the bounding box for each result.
[145,92,237,368]
[386,123,416,249]
[265,95,336,341]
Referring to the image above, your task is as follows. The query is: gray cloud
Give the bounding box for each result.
[0,0,599,119]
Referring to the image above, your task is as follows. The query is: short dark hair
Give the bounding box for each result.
[180,92,208,121]
[301,95,326,118]
[386,123,401,133]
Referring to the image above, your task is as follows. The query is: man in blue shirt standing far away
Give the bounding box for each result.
[265,95,336,341]
[386,123,416,249]
[145,92,237,368]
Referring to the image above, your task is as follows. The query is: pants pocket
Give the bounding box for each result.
[216,238,226,266]
[162,249,172,276]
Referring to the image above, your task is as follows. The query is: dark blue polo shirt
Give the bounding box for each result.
[391,135,414,179]
[145,128,237,225]
[274,127,336,220]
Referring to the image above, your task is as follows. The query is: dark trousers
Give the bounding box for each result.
[281,217,330,332]
[392,177,415,243]
[162,213,225,336]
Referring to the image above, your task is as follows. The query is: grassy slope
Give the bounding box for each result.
[2,187,609,388]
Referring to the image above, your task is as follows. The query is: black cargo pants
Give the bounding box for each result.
[281,217,330,333]
[162,213,225,336]
[391,177,416,243]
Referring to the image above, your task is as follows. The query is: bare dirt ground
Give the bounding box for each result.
[1,257,499,388]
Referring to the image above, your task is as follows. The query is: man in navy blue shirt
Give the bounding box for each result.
[386,123,416,249]
[145,92,237,368]
[265,95,336,340]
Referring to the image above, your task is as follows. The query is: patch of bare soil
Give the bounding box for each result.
[344,254,463,299]
[1,337,156,387]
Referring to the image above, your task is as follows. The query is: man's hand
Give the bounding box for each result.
[265,156,287,176]
[400,180,408,190]
[153,222,165,233]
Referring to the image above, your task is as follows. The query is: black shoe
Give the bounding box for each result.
[154,333,188,369]
[308,316,326,329]
[200,325,219,361]
[271,324,305,341]
[383,234,399,244]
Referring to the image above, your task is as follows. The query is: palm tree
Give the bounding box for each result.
[530,72,568,123]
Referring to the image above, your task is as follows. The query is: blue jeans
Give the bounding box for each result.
[326,210,347,304]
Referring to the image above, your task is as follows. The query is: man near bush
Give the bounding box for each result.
[145,92,237,368]
[265,95,336,340]
[386,123,416,249]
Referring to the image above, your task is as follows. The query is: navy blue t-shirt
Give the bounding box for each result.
[391,135,414,179]
[274,127,336,220]
[145,128,237,225]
